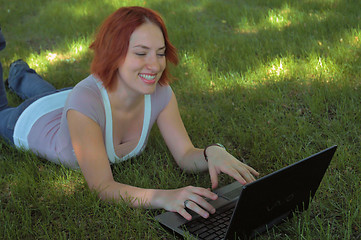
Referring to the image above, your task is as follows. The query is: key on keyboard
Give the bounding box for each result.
[183,204,235,240]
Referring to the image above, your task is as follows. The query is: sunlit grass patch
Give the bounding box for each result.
[26,39,90,74]
[267,7,292,29]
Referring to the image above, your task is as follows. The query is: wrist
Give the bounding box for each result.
[149,189,167,209]
[203,143,226,162]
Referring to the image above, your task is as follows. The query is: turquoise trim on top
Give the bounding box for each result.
[94,78,151,163]
[13,90,72,149]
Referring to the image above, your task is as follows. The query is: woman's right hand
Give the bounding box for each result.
[154,186,218,220]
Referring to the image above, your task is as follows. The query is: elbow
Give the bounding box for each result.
[88,180,116,201]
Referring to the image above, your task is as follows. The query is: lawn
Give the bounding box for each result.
[0,0,360,239]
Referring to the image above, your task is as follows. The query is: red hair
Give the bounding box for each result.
[89,6,178,91]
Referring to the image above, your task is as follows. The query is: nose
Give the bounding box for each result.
[146,54,163,72]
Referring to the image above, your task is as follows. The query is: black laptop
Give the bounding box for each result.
[155,145,337,240]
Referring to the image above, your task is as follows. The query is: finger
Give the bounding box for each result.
[222,167,247,185]
[244,172,256,182]
[247,165,260,177]
[242,170,258,183]
[177,206,192,221]
[190,186,218,200]
[208,166,219,189]
[237,167,256,182]
[249,173,256,181]
[230,162,258,181]
[188,194,216,215]
[185,200,210,218]
[238,164,259,182]
[239,162,259,176]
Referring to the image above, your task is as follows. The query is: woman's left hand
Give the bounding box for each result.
[205,146,259,189]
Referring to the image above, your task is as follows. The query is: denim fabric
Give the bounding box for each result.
[0,27,11,142]
[0,60,59,144]
[8,60,56,99]
[0,62,8,110]
[0,28,5,51]
[0,28,7,110]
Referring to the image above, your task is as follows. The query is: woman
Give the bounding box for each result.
[0,6,258,220]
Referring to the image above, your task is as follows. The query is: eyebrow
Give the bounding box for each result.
[133,45,166,50]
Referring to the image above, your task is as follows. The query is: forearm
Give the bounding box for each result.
[96,180,164,208]
[175,147,208,172]
[97,181,220,221]
[96,180,199,211]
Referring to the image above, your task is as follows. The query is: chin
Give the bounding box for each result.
[144,87,157,95]
[139,84,157,95]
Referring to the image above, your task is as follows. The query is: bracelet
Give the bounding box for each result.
[203,143,226,162]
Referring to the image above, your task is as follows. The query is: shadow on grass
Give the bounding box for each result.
[1,0,360,82]
[1,73,360,239]
[148,0,360,76]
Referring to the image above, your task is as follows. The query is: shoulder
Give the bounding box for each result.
[72,75,101,96]
[67,75,102,105]
[151,84,173,103]
[65,75,105,124]
[149,84,174,119]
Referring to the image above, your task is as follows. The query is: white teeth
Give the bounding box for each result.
[139,74,156,80]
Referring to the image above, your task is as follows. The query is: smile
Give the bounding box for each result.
[139,73,157,84]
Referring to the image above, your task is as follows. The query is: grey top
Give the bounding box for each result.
[14,75,172,169]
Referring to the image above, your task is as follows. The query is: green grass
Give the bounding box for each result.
[1,0,360,239]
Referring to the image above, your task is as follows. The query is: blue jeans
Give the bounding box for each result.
[0,60,59,144]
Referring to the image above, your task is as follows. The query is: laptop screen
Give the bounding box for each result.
[225,145,337,238]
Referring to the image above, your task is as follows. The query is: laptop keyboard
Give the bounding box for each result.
[183,204,235,240]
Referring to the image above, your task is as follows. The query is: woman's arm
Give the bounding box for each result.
[67,109,217,220]
[67,109,155,205]
[156,92,208,171]
[157,92,259,189]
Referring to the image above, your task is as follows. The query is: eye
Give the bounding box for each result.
[157,52,166,57]
[135,53,146,56]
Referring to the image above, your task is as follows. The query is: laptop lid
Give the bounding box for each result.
[225,145,337,239]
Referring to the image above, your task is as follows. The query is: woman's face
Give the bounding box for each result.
[117,22,166,95]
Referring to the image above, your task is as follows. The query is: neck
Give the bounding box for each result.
[107,78,144,112]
